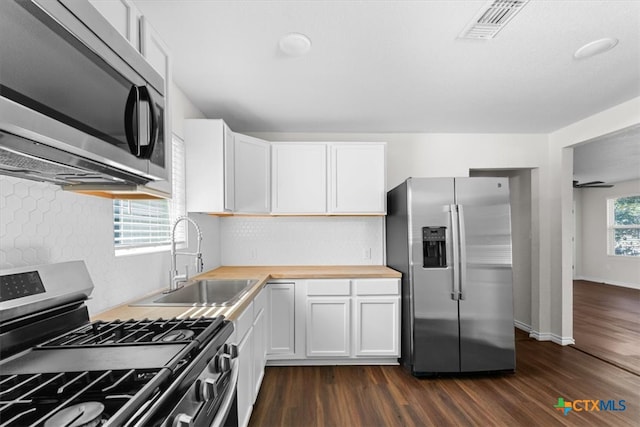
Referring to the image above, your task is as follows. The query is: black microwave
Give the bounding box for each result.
[0,0,167,186]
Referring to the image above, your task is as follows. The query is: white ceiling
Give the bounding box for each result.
[573,124,640,186]
[133,0,640,183]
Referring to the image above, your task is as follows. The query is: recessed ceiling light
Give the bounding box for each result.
[573,38,619,60]
[279,33,312,57]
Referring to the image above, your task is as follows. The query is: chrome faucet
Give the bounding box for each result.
[167,216,203,293]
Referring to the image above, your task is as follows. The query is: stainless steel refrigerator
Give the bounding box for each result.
[386,177,515,376]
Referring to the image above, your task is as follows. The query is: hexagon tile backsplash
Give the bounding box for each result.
[0,176,171,315]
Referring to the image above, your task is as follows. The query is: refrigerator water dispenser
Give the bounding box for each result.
[422,226,447,268]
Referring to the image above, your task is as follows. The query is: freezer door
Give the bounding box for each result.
[407,178,459,373]
[455,178,516,372]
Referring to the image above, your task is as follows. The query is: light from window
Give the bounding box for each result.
[113,134,186,252]
[608,195,640,256]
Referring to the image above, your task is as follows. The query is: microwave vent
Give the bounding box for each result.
[458,0,530,40]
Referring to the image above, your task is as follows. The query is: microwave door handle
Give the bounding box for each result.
[137,85,158,159]
[124,85,141,156]
[124,85,158,159]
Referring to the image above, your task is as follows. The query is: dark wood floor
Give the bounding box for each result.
[573,280,640,375]
[250,330,639,426]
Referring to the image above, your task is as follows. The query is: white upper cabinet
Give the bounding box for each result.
[329,143,386,214]
[184,120,385,215]
[271,142,386,215]
[140,17,170,81]
[271,143,327,214]
[234,133,271,214]
[89,0,142,49]
[185,119,235,213]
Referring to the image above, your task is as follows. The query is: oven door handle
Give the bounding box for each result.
[210,357,239,427]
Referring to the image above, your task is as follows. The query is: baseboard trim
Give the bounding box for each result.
[514,320,531,332]
[267,358,399,366]
[529,329,575,346]
[575,275,640,290]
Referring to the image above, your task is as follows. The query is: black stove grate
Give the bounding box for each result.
[0,368,171,426]
[38,316,223,348]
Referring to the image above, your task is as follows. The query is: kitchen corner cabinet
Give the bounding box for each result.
[271,143,327,213]
[329,143,386,214]
[234,133,271,213]
[185,119,235,213]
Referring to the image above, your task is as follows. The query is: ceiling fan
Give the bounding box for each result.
[573,180,614,188]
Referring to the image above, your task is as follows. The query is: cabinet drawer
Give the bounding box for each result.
[253,287,267,318]
[354,279,399,296]
[235,300,254,340]
[307,279,350,296]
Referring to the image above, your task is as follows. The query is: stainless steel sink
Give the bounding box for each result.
[132,279,258,307]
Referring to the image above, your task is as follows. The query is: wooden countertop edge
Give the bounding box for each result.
[92,266,401,322]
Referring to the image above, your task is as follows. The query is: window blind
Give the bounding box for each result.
[113,135,187,250]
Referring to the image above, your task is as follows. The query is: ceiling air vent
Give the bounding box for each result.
[458,0,530,40]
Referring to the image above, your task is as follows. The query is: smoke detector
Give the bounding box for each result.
[458,0,530,40]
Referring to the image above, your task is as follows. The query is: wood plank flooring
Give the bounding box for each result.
[573,280,640,374]
[249,330,639,426]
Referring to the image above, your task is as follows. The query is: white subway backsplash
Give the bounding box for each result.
[220,216,384,265]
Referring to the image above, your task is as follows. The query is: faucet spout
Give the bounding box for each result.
[167,216,203,293]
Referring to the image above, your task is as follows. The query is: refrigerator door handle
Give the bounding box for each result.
[457,204,467,300]
[449,204,460,301]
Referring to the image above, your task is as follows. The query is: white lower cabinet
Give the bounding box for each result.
[306,298,351,357]
[252,290,267,400]
[354,297,399,356]
[266,282,296,357]
[304,278,400,361]
[235,288,268,427]
[235,304,254,427]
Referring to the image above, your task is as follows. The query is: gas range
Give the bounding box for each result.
[0,261,238,427]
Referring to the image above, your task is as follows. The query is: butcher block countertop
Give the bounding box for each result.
[92,265,401,323]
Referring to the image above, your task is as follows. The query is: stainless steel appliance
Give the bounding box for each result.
[0,261,238,426]
[386,177,516,376]
[0,0,168,188]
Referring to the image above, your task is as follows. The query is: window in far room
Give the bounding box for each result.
[607,195,640,256]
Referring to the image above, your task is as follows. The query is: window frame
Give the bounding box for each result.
[114,133,187,256]
[607,194,640,257]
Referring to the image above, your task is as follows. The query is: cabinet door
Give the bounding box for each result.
[252,307,265,402]
[271,143,327,213]
[267,283,295,356]
[306,298,351,357]
[89,0,141,49]
[234,134,271,213]
[237,325,254,427]
[329,143,386,214]
[354,297,400,357]
[185,120,232,213]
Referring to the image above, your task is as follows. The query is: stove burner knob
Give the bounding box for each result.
[196,378,217,402]
[172,413,194,427]
[211,354,232,373]
[224,343,239,358]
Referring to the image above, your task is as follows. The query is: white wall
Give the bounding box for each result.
[0,83,219,317]
[548,96,640,342]
[576,179,640,289]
